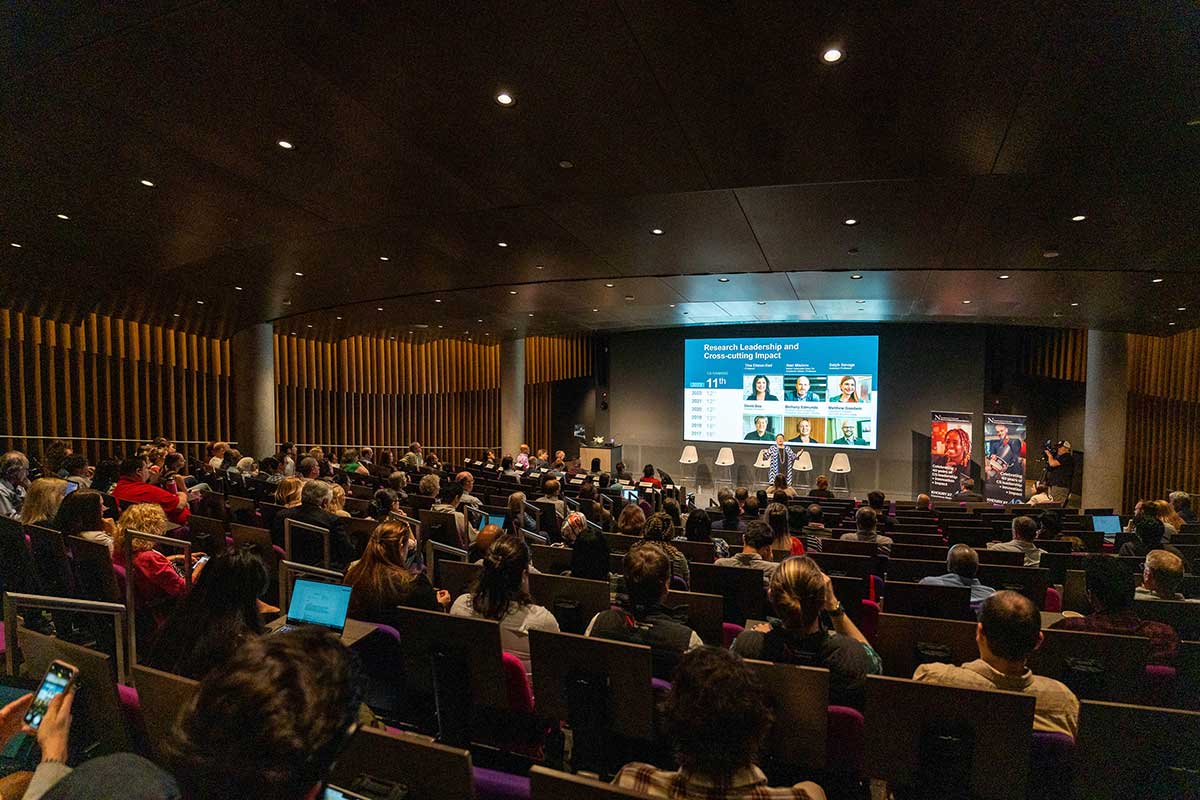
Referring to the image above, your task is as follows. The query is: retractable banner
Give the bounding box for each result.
[983,414,1027,504]
[930,411,974,501]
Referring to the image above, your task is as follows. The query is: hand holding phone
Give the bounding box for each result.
[23,660,77,731]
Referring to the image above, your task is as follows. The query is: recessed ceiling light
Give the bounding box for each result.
[1070,302,1079,307]
[290,332,297,335]
[495,92,515,106]
[294,271,303,276]
[477,319,483,323]
[379,256,389,261]
[856,300,866,304]
[718,277,730,282]
[390,336,396,340]
[624,295,635,301]
[651,228,664,235]
[1071,215,1086,222]
[843,218,857,226]
[592,308,599,312]
[1053,312,1064,318]
[508,290,518,295]
[822,47,843,63]
[961,300,972,304]
[535,264,544,270]
[605,283,614,288]
[559,160,574,169]
[235,286,243,291]
[277,140,294,149]
[336,316,342,320]
[1152,277,1164,283]
[9,243,20,248]
[484,333,490,336]
[434,298,443,303]
[377,307,383,311]
[497,241,508,248]
[306,324,313,328]
[528,313,534,317]
[850,274,863,280]
[669,304,676,308]
[757,301,767,305]
[1170,322,1177,326]
[140,179,155,187]
[1042,249,1060,258]
[196,300,204,305]
[998,274,1011,280]
[437,324,444,329]
[1178,307,1188,311]
[56,213,70,220]
[173,313,180,317]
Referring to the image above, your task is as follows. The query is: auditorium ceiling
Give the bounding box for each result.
[1,1,1197,340]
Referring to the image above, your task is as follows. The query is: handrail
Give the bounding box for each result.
[278,560,345,610]
[3,593,129,683]
[0,434,234,445]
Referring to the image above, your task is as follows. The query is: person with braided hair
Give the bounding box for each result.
[731,556,880,709]
[450,535,559,677]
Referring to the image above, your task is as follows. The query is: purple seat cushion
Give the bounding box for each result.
[722,622,744,648]
[473,767,530,800]
[117,683,143,732]
[826,705,864,777]
[651,677,672,694]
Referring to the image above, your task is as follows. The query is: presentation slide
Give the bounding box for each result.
[684,335,879,449]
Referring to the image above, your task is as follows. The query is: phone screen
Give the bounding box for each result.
[323,787,371,800]
[24,662,75,729]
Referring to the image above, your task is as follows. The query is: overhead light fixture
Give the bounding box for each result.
[822,47,844,63]
[196,300,204,305]
[1042,249,1060,258]
[56,213,70,220]
[535,264,545,270]
[477,319,484,323]
[591,308,599,312]
[235,286,243,291]
[173,313,180,317]
[140,179,155,187]
[605,283,614,288]
[651,228,664,235]
[1071,215,1086,222]
[1178,307,1188,311]
[1170,322,1177,326]
[277,140,294,149]
[998,274,1011,280]
[669,304,676,308]
[1053,312,1064,318]
[718,277,730,282]
[1152,277,1164,283]
[376,307,384,311]
[624,295,635,301]
[559,160,574,169]
[856,300,866,304]
[379,256,389,261]
[497,241,508,248]
[306,324,313,328]
[961,300,972,304]
[843,218,857,226]
[484,333,490,336]
[495,92,515,106]
[293,271,303,276]
[336,316,342,320]
[437,324,443,328]
[390,336,396,341]
[850,273,863,280]
[1070,302,1079,307]
[9,243,20,248]
[528,313,534,317]
[508,290,518,295]
[434,298,443,303]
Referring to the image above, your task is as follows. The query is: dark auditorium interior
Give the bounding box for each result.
[1,4,1198,800]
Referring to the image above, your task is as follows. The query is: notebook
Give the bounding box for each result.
[275,580,352,636]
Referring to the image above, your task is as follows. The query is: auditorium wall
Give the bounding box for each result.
[607,323,986,499]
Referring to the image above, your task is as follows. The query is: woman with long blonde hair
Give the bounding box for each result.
[343,519,448,620]
[112,503,205,622]
[274,476,305,507]
[20,477,68,526]
[327,483,351,518]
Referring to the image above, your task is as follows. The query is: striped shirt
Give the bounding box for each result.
[613,763,826,800]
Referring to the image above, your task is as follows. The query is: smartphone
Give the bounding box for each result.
[172,554,210,578]
[23,660,77,729]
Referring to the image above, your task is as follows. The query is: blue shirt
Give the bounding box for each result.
[918,573,996,611]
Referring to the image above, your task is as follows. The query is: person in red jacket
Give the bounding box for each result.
[111,455,191,526]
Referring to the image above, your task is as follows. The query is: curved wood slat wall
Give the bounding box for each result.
[0,309,233,462]
[524,335,593,456]
[1022,328,1088,382]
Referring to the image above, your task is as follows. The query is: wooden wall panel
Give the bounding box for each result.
[1021,327,1088,382]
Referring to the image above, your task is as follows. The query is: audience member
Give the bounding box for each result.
[467,523,502,564]
[387,470,410,499]
[715,521,778,588]
[1028,482,1055,506]
[642,511,690,588]
[516,443,531,470]
[53,488,116,552]
[42,439,73,477]
[714,497,746,536]
[274,475,305,507]
[732,556,881,709]
[567,527,614,583]
[914,493,932,511]
[914,591,1079,736]
[538,478,568,519]
[677,510,730,559]
[504,491,537,536]
[770,473,797,499]
[661,497,684,529]
[988,515,1044,566]
[618,503,647,536]
[1155,498,1186,537]
[112,503,204,624]
[558,510,588,547]
[866,490,894,532]
[809,475,834,499]
[111,455,191,526]
[19,477,68,526]
[401,441,424,469]
[60,454,92,487]
[326,483,351,518]
[270,480,357,569]
[587,543,702,679]
[1169,490,1196,523]
[368,488,400,520]
[801,503,827,551]
[766,502,804,556]
[1051,555,1180,664]
[91,459,119,494]
[432,482,478,548]
[614,646,826,799]
[952,477,984,503]
[279,441,297,476]
[450,535,559,676]
[145,549,269,680]
[258,456,285,485]
[1136,550,1196,602]
[344,519,449,620]
[1120,516,1187,565]
[917,544,997,612]
[207,441,228,472]
[456,471,482,506]
[641,464,663,489]
[298,456,320,481]
[848,506,893,556]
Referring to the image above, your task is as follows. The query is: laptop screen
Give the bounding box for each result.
[287,580,352,632]
[1091,515,1122,535]
[621,488,638,502]
[483,513,506,529]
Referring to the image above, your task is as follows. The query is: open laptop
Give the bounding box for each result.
[481,512,506,529]
[274,579,352,636]
[1090,514,1122,544]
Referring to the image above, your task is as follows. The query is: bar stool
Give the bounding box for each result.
[829,452,852,496]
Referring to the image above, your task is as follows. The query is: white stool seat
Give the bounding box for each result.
[679,445,699,465]
[715,447,735,467]
[795,451,814,472]
[753,448,771,469]
[830,453,851,473]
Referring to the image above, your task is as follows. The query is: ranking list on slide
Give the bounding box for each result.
[685,382,746,442]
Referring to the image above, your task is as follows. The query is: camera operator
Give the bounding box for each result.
[1042,441,1074,504]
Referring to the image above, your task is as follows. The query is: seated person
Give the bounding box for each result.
[914,591,1079,737]
[614,647,825,799]
[640,464,663,489]
[536,478,568,521]
[846,506,893,556]
[503,491,537,536]
[918,544,997,613]
[713,497,746,536]
[112,503,205,627]
[467,523,503,564]
[54,488,116,552]
[808,475,834,499]
[450,535,559,676]
[952,477,985,503]
[642,511,690,588]
[111,454,191,527]
[676,509,730,559]
[865,490,894,532]
[1051,555,1180,665]
[145,549,270,680]
[343,519,450,621]
[715,521,778,588]
[801,503,828,551]
[766,502,804,556]
[587,542,702,679]
[431,482,478,548]
[270,480,357,569]
[557,510,588,547]
[1136,549,1197,602]
[1120,517,1188,565]
[732,556,881,709]
[387,470,410,499]
[456,471,481,506]
[988,515,1044,566]
[618,503,647,536]
[1028,481,1056,506]
[914,493,932,512]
